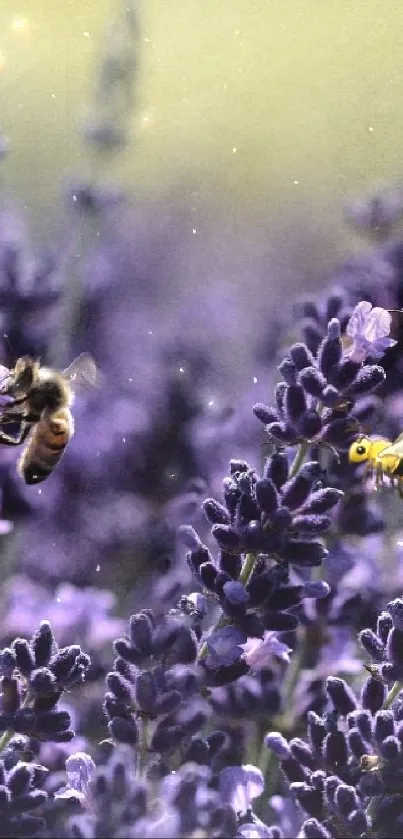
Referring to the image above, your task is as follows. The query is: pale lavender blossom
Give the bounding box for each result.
[219,764,264,814]
[241,631,291,670]
[345,300,397,362]
[55,752,96,806]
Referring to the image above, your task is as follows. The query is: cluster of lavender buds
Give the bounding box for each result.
[5,7,403,832]
[265,597,403,838]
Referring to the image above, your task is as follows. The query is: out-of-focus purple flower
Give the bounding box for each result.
[345,301,397,363]
[219,764,264,814]
[241,632,291,670]
[206,626,247,668]
[55,752,96,805]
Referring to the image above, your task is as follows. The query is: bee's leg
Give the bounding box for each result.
[0,424,30,446]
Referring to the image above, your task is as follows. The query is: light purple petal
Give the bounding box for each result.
[346,301,372,337]
[66,752,96,794]
[219,764,264,813]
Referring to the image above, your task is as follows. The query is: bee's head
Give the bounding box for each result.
[348,436,371,464]
[12,357,39,395]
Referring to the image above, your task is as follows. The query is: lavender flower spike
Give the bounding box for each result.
[345,300,397,363]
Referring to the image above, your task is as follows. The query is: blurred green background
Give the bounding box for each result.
[0,0,403,269]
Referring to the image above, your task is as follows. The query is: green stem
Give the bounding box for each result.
[137,717,149,778]
[289,441,309,479]
[383,680,403,710]
[198,552,257,661]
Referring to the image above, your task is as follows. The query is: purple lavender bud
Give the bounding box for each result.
[303,580,330,599]
[292,514,331,534]
[270,507,293,530]
[298,410,323,438]
[268,421,300,444]
[387,627,403,666]
[290,738,316,769]
[324,775,339,805]
[275,382,288,417]
[359,628,385,662]
[347,728,367,759]
[1,677,19,714]
[380,662,401,683]
[211,525,242,551]
[8,763,33,795]
[335,784,359,818]
[50,646,81,679]
[265,732,291,760]
[331,359,361,390]
[283,540,327,567]
[12,640,35,676]
[35,710,71,733]
[326,677,357,715]
[214,570,232,597]
[321,385,340,407]
[255,479,279,515]
[278,358,298,385]
[106,672,132,704]
[268,584,303,609]
[320,417,356,447]
[290,342,315,369]
[300,488,343,514]
[230,459,249,474]
[285,384,307,425]
[109,716,138,745]
[135,672,157,713]
[265,451,289,489]
[347,811,368,835]
[129,613,154,655]
[291,782,324,818]
[317,330,342,379]
[380,735,400,761]
[345,364,385,396]
[281,471,316,510]
[31,621,55,668]
[223,581,248,607]
[361,675,385,712]
[114,639,143,665]
[199,562,218,590]
[300,818,332,838]
[155,690,182,715]
[253,403,278,425]
[29,667,57,695]
[373,710,395,744]
[178,525,202,550]
[323,731,348,769]
[262,611,299,631]
[377,611,394,643]
[203,498,230,525]
[0,649,16,679]
[298,367,326,398]
[388,598,403,630]
[352,710,372,741]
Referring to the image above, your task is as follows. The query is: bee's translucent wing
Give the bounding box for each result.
[379,438,403,458]
[62,353,100,397]
[0,365,11,393]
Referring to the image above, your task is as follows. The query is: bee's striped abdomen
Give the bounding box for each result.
[18,408,74,485]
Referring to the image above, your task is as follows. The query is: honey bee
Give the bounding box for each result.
[348,434,403,496]
[0,353,97,484]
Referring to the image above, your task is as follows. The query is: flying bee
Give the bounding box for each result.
[348,433,403,497]
[0,353,97,484]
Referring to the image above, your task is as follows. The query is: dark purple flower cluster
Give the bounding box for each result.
[264,598,403,839]
[0,757,49,839]
[254,315,384,450]
[0,621,90,744]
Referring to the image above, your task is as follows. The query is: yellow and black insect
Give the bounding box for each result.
[0,354,97,484]
[348,434,403,496]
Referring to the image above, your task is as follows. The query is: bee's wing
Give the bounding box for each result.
[62,353,101,397]
[378,436,403,458]
[0,365,11,393]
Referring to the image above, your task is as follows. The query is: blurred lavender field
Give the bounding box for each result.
[4,2,403,838]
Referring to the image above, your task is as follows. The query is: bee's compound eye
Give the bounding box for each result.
[356,445,366,455]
